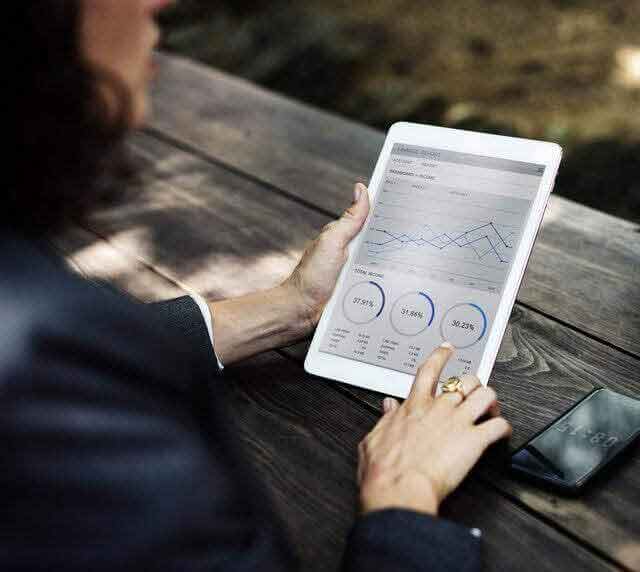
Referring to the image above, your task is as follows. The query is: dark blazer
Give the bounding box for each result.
[0,230,481,572]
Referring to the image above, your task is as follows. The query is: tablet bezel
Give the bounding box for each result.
[304,122,562,398]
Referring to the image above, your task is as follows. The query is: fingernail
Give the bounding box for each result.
[440,341,455,350]
[382,397,394,413]
[353,184,362,203]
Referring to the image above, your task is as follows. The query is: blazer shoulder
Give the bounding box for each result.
[0,235,134,341]
[0,234,197,399]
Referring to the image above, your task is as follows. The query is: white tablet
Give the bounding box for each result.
[305,122,562,398]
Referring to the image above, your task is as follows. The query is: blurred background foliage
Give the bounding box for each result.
[160,0,640,223]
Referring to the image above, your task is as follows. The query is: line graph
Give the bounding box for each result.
[356,189,532,292]
[366,220,515,263]
[365,221,514,264]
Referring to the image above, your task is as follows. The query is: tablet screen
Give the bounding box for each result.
[319,143,546,380]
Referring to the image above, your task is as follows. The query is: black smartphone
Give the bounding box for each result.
[509,388,640,493]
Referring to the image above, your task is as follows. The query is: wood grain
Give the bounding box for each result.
[87,133,327,299]
[51,226,185,302]
[55,230,620,570]
[280,303,640,569]
[74,132,640,569]
[224,350,620,572]
[148,53,640,357]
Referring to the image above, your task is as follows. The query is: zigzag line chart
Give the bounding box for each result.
[365,221,515,264]
[356,193,531,290]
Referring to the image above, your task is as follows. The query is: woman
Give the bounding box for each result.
[5,1,511,571]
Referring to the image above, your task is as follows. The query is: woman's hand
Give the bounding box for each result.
[358,344,512,516]
[283,183,370,333]
[208,183,369,365]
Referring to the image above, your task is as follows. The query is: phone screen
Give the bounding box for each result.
[319,142,546,380]
[511,389,640,488]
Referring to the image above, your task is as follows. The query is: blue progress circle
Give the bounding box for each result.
[468,303,488,340]
[418,291,436,326]
[369,281,386,318]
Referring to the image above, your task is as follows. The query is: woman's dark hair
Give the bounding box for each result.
[13,1,132,236]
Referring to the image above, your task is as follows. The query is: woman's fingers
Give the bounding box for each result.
[437,374,481,407]
[488,399,501,419]
[475,416,512,448]
[382,397,399,414]
[458,386,499,423]
[369,397,399,436]
[408,343,454,404]
[358,362,512,515]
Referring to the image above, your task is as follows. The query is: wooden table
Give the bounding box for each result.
[57,53,640,572]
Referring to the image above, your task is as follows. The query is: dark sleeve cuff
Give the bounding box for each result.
[343,509,481,572]
[149,296,221,377]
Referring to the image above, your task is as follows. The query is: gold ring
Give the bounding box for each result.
[442,376,465,399]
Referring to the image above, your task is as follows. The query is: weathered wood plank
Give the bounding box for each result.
[80,132,640,569]
[149,53,640,357]
[51,226,185,302]
[88,133,327,299]
[224,351,619,572]
[280,302,640,570]
[54,228,620,571]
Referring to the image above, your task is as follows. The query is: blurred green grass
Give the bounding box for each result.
[159,0,640,223]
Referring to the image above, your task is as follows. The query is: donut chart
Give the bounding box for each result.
[440,303,487,348]
[390,291,435,336]
[342,281,386,324]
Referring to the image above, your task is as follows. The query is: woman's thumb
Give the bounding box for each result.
[332,183,370,247]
